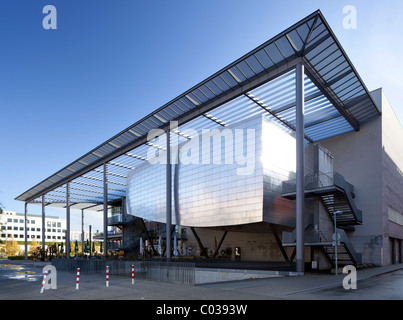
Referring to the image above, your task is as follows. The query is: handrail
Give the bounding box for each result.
[337,228,362,265]
[333,173,362,223]
[282,172,334,194]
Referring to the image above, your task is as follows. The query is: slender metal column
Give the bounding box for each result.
[89,225,92,257]
[296,61,305,273]
[66,182,71,258]
[166,129,172,260]
[42,195,46,252]
[81,209,84,254]
[24,202,28,260]
[103,162,108,257]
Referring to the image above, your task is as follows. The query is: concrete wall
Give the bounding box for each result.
[320,92,383,265]
[378,89,403,265]
[321,88,403,266]
[184,227,294,262]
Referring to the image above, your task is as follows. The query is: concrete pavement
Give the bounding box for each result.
[1,260,402,300]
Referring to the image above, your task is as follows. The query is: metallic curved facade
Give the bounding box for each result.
[126,115,311,228]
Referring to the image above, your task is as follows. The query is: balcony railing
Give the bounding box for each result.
[282,172,334,195]
[107,214,123,225]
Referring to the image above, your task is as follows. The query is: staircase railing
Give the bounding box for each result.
[333,173,362,223]
[337,228,362,265]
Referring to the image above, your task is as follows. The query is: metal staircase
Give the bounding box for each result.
[282,171,362,227]
[282,228,362,267]
[310,228,362,266]
[282,171,363,266]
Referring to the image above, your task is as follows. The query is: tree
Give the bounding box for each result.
[28,238,40,256]
[70,241,75,257]
[5,236,19,256]
[0,202,5,229]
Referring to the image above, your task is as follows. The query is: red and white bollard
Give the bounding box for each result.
[40,271,47,294]
[76,268,80,290]
[131,265,134,284]
[106,266,109,287]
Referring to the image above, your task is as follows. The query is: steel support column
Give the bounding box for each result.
[213,231,228,258]
[66,182,71,258]
[166,129,172,260]
[24,202,28,260]
[296,61,305,273]
[103,162,108,257]
[190,227,208,258]
[42,195,46,252]
[81,209,84,254]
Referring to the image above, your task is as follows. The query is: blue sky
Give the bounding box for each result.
[1,0,402,231]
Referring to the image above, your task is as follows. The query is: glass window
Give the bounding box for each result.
[255,49,274,69]
[296,22,310,41]
[286,30,304,52]
[19,219,24,223]
[212,75,230,92]
[236,61,255,78]
[245,55,264,74]
[57,222,61,228]
[7,218,12,223]
[220,71,238,87]
[275,37,295,58]
[31,220,35,224]
[13,219,18,223]
[264,43,283,64]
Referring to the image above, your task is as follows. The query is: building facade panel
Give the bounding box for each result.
[126,115,304,228]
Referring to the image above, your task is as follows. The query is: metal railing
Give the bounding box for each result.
[51,258,196,284]
[107,214,122,225]
[282,172,334,194]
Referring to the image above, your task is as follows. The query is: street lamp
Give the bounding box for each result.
[333,210,343,275]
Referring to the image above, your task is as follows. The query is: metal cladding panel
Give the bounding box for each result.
[261,117,315,228]
[126,115,306,228]
[175,116,263,227]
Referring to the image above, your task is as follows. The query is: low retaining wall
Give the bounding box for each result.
[195,268,300,284]
[51,259,195,284]
[51,259,300,285]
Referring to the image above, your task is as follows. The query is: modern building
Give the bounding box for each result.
[15,10,403,272]
[0,210,66,242]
